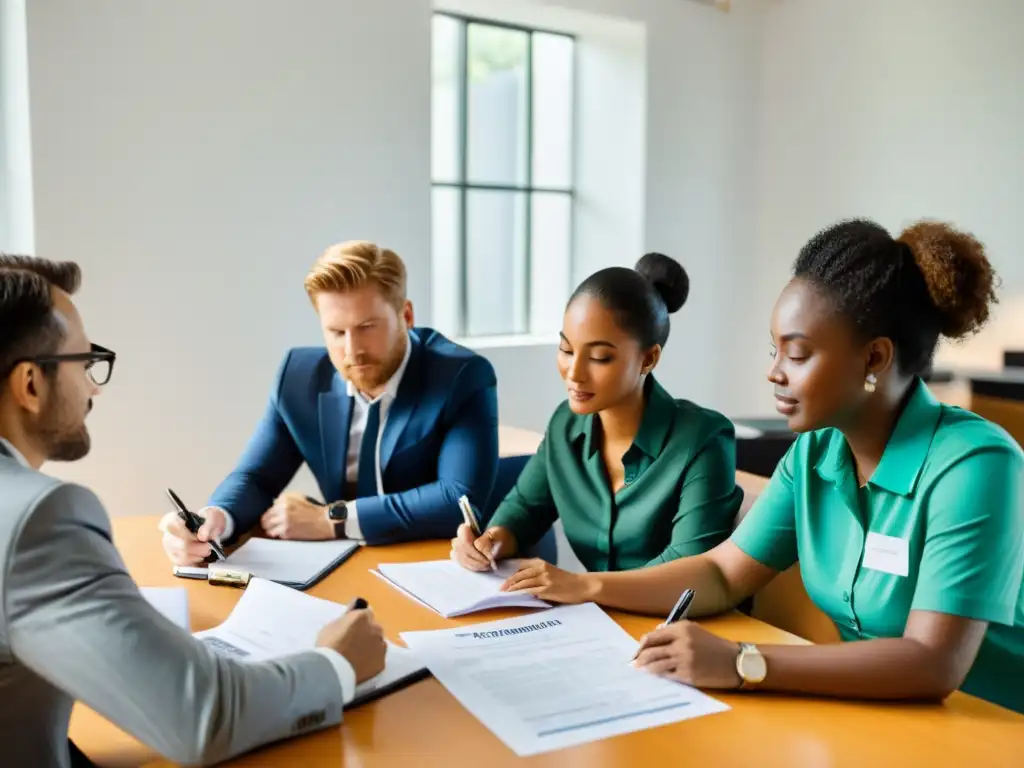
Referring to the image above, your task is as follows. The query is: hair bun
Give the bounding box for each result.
[635,252,689,314]
[897,221,998,340]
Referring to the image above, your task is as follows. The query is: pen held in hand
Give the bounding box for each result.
[458,494,482,537]
[631,588,695,663]
[349,597,369,611]
[166,487,226,561]
[487,540,500,573]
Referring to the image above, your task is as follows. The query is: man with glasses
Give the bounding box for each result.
[0,255,387,767]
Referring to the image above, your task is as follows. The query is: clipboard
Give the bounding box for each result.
[173,538,360,591]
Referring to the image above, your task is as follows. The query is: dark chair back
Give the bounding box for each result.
[484,454,558,565]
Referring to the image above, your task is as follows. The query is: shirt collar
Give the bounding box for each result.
[570,375,676,459]
[815,377,943,497]
[0,437,30,468]
[346,332,413,404]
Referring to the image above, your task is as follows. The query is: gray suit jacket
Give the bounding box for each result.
[0,445,345,767]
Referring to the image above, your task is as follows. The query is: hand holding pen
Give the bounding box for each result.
[165,488,226,562]
[452,496,505,572]
[631,588,694,662]
[630,587,751,689]
[315,596,386,684]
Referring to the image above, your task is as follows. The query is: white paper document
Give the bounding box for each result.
[196,578,427,707]
[400,603,729,756]
[141,587,190,630]
[373,560,550,618]
[174,537,359,588]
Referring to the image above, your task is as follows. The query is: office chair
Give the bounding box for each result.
[484,454,558,565]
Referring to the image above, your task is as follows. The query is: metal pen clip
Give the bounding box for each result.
[208,567,251,588]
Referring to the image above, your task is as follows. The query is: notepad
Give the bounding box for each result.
[373,560,551,618]
[195,578,428,708]
[173,537,360,590]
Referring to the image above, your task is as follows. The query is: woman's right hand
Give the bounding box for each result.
[450,525,516,572]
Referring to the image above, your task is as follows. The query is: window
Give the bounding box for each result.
[432,13,575,339]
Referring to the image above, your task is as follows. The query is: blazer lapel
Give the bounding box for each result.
[318,373,352,502]
[379,331,423,476]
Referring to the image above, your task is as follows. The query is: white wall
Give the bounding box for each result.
[747,0,1024,415]
[27,0,432,514]
[23,0,1020,514]
[0,0,34,252]
[24,0,762,514]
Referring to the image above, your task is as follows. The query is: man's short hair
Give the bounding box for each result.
[304,241,407,310]
[0,255,82,383]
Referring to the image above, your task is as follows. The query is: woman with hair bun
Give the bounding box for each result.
[491,220,1024,714]
[451,253,743,574]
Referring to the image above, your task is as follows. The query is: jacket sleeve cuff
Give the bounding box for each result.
[344,501,364,541]
[312,648,357,705]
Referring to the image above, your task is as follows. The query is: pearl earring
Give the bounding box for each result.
[864,373,877,394]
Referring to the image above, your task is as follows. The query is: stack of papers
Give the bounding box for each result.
[401,603,729,756]
[196,578,428,707]
[373,560,550,618]
[174,538,360,590]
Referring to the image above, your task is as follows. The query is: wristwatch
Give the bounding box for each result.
[735,642,767,689]
[325,500,348,539]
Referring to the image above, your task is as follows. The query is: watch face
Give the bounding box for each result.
[327,502,347,521]
[740,649,767,683]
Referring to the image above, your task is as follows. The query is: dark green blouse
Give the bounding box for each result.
[491,377,743,571]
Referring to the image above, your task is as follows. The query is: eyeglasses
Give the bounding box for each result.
[12,343,117,386]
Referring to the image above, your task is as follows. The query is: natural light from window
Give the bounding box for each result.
[431,13,575,340]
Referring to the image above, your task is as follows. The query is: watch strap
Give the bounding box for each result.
[325,500,348,539]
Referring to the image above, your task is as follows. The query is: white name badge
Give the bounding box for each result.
[862,532,910,577]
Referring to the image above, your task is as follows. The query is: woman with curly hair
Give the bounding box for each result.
[496,219,1024,714]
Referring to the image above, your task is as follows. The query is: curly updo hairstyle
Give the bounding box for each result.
[792,219,998,376]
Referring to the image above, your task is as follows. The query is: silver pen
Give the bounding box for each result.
[458,495,497,572]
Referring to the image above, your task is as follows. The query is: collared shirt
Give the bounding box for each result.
[732,378,1024,714]
[343,335,413,509]
[215,337,412,543]
[489,376,742,572]
[0,437,29,468]
[339,335,411,540]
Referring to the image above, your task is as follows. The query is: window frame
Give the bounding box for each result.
[432,11,578,339]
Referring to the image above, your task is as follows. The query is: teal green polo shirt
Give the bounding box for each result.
[732,378,1024,713]
[490,376,743,572]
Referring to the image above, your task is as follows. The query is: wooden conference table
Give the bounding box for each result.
[70,520,1024,768]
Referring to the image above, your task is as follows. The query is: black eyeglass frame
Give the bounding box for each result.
[8,343,117,386]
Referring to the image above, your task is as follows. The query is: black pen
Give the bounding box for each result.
[349,597,369,611]
[631,588,695,662]
[665,588,695,625]
[166,487,226,561]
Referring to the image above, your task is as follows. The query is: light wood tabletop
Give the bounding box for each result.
[68,516,1024,767]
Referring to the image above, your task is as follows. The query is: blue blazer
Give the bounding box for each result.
[209,328,499,544]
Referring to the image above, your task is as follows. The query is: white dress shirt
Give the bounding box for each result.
[0,437,29,468]
[342,337,412,539]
